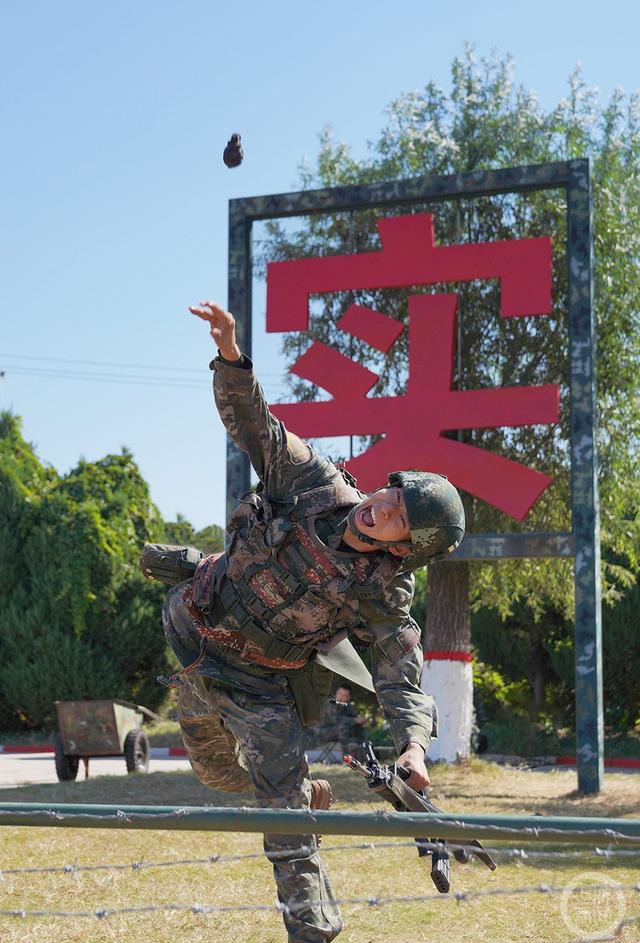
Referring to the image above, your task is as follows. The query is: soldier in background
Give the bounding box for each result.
[147,300,465,943]
[316,684,367,757]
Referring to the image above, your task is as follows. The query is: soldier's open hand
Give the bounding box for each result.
[189,301,242,362]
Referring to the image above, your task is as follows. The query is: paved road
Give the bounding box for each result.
[0,752,192,788]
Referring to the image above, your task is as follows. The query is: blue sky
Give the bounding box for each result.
[2,0,638,529]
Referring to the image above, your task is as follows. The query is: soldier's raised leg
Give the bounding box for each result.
[177,674,253,793]
[198,679,343,943]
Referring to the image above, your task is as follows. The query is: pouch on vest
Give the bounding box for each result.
[140,543,204,585]
[285,661,334,727]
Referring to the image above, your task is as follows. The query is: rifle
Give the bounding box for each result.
[344,742,497,894]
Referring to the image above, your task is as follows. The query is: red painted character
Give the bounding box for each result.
[266,213,560,521]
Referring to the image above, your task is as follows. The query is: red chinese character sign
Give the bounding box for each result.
[229,161,601,793]
[266,213,558,521]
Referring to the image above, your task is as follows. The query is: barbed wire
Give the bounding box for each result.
[2,837,639,942]
[575,913,640,943]
[1,881,639,922]
[2,840,640,880]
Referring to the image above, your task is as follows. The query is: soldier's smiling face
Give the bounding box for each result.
[355,487,411,554]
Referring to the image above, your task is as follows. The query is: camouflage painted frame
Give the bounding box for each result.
[227,160,602,793]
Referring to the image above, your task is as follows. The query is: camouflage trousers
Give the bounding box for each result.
[176,670,343,942]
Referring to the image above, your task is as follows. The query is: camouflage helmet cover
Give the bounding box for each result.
[387,470,465,570]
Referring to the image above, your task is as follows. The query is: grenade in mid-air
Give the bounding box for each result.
[223,133,243,168]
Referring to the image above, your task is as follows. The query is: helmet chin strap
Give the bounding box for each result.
[345,505,413,552]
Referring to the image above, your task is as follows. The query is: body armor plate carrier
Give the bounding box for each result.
[191,469,411,667]
[142,468,420,677]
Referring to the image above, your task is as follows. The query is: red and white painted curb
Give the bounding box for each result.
[0,744,55,754]
[0,744,188,757]
[0,743,638,768]
[481,754,640,770]
[147,747,188,757]
[555,756,640,770]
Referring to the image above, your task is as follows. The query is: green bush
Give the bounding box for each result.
[0,412,172,730]
[162,515,225,555]
[481,716,574,757]
[471,583,640,737]
[472,660,531,719]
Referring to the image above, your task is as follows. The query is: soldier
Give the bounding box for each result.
[316,684,367,757]
[146,300,465,943]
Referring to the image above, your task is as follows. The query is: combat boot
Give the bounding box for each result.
[309,778,333,847]
[310,778,333,810]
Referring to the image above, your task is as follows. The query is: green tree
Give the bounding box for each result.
[0,413,172,729]
[262,48,640,748]
[162,515,225,555]
[194,523,225,555]
[472,576,640,739]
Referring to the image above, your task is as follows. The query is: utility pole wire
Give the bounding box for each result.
[0,352,284,379]
[0,365,284,393]
[0,351,204,373]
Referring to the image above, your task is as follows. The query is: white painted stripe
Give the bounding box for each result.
[422,658,473,762]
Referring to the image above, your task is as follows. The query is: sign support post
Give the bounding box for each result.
[227,160,603,793]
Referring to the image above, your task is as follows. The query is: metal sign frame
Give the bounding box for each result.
[227,159,602,793]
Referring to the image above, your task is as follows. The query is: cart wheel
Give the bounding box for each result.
[54,734,79,782]
[124,729,149,773]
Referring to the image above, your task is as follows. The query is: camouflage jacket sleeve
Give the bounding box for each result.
[211,355,335,499]
[354,571,437,755]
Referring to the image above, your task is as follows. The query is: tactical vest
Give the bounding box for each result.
[190,469,404,669]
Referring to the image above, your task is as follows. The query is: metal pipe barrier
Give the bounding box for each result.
[1,803,639,844]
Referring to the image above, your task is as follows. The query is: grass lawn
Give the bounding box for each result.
[0,760,639,943]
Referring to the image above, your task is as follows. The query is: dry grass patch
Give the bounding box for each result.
[0,760,639,942]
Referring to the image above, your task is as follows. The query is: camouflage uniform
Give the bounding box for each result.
[162,354,437,943]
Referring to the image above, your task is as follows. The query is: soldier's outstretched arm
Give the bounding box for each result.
[189,301,332,496]
[355,575,436,790]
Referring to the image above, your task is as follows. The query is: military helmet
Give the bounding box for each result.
[346,470,465,570]
[387,471,465,569]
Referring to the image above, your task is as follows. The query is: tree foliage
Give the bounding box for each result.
[163,513,225,555]
[472,577,640,732]
[0,412,174,729]
[261,47,640,620]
